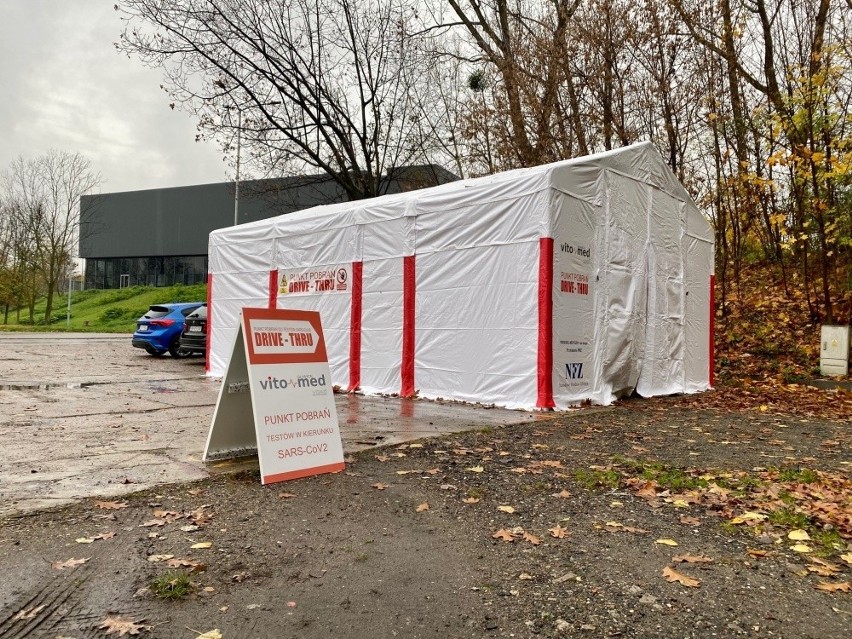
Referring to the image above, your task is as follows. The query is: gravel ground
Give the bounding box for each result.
[0,396,849,639]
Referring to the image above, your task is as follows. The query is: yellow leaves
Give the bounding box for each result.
[552,489,572,499]
[462,497,480,504]
[788,529,811,541]
[518,572,534,580]
[51,557,89,570]
[662,566,700,588]
[840,553,852,566]
[466,465,484,473]
[372,483,389,490]
[191,542,213,549]
[99,615,150,636]
[415,502,429,512]
[790,544,813,553]
[196,631,223,639]
[75,532,115,544]
[729,512,767,525]
[655,539,679,547]
[497,505,516,514]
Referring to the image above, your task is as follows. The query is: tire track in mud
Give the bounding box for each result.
[0,509,150,639]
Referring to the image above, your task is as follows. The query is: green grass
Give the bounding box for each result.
[767,507,810,529]
[0,283,207,333]
[150,571,194,599]
[573,468,620,490]
[777,466,820,484]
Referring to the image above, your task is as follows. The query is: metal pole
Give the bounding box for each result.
[234,109,241,226]
[66,267,72,328]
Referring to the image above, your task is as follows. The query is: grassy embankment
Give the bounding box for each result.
[0,284,207,333]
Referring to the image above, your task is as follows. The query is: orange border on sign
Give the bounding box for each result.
[243,307,329,365]
[263,462,345,484]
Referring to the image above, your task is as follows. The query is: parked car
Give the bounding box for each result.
[179,303,207,356]
[132,302,203,357]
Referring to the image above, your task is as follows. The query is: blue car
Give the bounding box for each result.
[132,302,204,357]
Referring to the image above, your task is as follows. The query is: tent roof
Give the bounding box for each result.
[210,142,711,245]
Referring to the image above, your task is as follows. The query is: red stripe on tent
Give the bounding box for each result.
[537,238,555,408]
[205,272,212,374]
[348,261,363,392]
[268,269,278,309]
[401,255,416,397]
[263,462,345,484]
[709,274,715,387]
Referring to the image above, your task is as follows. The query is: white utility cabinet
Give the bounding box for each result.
[820,325,850,376]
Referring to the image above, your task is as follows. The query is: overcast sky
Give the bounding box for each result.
[0,0,230,194]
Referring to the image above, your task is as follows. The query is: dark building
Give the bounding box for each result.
[79,166,458,289]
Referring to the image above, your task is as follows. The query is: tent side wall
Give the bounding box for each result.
[208,143,714,409]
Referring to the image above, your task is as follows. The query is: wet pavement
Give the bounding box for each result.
[0,333,546,517]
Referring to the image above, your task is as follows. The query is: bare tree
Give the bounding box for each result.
[117,0,442,200]
[1,152,101,324]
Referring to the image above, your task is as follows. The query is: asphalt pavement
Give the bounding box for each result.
[0,332,540,517]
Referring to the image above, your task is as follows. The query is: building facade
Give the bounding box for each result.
[79,167,457,289]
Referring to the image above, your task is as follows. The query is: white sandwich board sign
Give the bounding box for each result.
[203,307,345,484]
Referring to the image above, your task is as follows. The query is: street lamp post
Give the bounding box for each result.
[234,108,241,226]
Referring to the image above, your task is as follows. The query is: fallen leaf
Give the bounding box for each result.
[395,470,416,475]
[605,521,623,529]
[372,483,389,490]
[95,501,129,510]
[841,553,852,566]
[552,489,572,498]
[610,500,624,508]
[12,605,45,620]
[94,532,116,540]
[425,468,440,475]
[375,455,389,462]
[408,443,423,448]
[98,615,149,636]
[522,532,541,545]
[492,528,515,542]
[680,515,701,526]
[808,557,840,576]
[623,526,649,534]
[747,548,770,558]
[187,489,202,496]
[462,497,480,504]
[662,566,700,588]
[788,529,811,541]
[815,581,851,593]
[466,465,484,473]
[655,539,679,546]
[497,505,516,514]
[729,512,767,525]
[146,554,175,563]
[152,510,180,520]
[549,525,569,539]
[191,542,213,549]
[279,492,296,499]
[196,630,223,639]
[790,544,813,553]
[518,572,534,580]
[203,586,215,592]
[672,554,713,564]
[416,502,429,512]
[167,557,206,571]
[287,601,297,607]
[75,537,95,544]
[51,557,90,570]
[140,519,165,528]
[181,525,200,532]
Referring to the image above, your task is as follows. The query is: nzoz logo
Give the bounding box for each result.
[565,362,584,380]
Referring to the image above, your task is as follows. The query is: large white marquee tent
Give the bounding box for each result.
[206,142,714,409]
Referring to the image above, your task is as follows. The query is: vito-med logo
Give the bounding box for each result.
[565,362,584,380]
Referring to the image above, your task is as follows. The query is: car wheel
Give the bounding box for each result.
[145,346,166,357]
[169,336,190,358]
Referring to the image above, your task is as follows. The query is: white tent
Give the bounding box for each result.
[206,142,714,409]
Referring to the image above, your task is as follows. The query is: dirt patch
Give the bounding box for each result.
[0,397,849,638]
